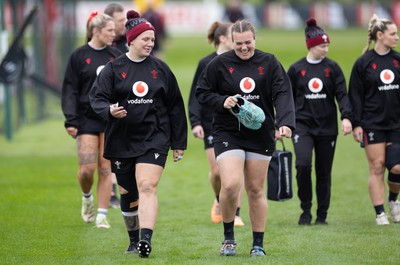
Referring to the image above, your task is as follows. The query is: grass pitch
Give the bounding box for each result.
[1,28,399,264]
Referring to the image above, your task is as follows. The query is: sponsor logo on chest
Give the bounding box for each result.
[127,81,154,104]
[305,77,327,99]
[378,69,399,91]
[239,77,260,100]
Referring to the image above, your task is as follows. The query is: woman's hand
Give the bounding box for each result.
[66,127,77,139]
[173,149,185,162]
[275,129,283,140]
[279,126,292,138]
[192,125,204,139]
[110,102,127,119]
[352,126,363,143]
[341,118,353,136]
[223,95,239,109]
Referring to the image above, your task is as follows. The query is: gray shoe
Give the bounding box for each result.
[250,246,266,257]
[220,240,237,256]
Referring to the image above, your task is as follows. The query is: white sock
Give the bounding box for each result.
[82,191,93,200]
[98,208,108,216]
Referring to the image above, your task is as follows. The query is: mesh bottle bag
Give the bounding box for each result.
[229,95,265,130]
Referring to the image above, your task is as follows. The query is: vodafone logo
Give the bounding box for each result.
[132,81,149,97]
[308,78,323,93]
[380,69,394,84]
[96,65,105,76]
[239,77,255,94]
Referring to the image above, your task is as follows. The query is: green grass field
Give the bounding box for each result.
[1,28,399,264]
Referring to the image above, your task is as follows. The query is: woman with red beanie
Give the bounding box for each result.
[90,10,187,258]
[287,18,353,226]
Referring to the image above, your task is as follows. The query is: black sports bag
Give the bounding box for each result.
[267,139,293,201]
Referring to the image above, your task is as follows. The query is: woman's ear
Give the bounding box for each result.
[92,27,100,36]
[376,31,383,40]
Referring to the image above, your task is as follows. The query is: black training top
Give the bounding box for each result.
[188,52,217,132]
[196,49,295,152]
[287,57,352,135]
[90,54,187,159]
[349,49,400,130]
[61,44,123,129]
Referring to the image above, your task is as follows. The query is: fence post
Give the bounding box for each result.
[0,0,13,140]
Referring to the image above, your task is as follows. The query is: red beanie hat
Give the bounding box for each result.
[125,10,155,45]
[305,18,330,49]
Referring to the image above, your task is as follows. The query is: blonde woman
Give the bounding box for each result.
[349,14,400,225]
[62,12,122,228]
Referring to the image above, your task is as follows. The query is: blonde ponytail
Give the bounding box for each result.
[362,13,394,54]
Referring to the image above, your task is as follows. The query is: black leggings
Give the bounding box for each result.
[293,133,337,219]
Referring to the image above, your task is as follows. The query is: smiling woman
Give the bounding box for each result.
[196,19,295,257]
[89,9,187,258]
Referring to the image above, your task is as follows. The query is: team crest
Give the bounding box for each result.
[368,132,375,141]
[308,78,323,93]
[239,77,255,93]
[380,69,394,84]
[132,81,149,97]
[96,65,105,76]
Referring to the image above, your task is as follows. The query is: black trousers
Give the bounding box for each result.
[292,133,337,220]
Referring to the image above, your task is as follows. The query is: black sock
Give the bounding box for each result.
[141,228,153,244]
[374,204,385,215]
[128,229,139,245]
[253,231,264,248]
[388,191,399,202]
[223,220,235,240]
[216,195,219,203]
[235,207,241,217]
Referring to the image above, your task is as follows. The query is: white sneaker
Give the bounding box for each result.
[234,216,245,226]
[81,198,94,223]
[376,212,390,225]
[388,200,400,223]
[96,214,111,228]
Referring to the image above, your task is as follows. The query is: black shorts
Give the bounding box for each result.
[214,141,274,157]
[110,151,167,174]
[77,114,105,136]
[362,128,400,146]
